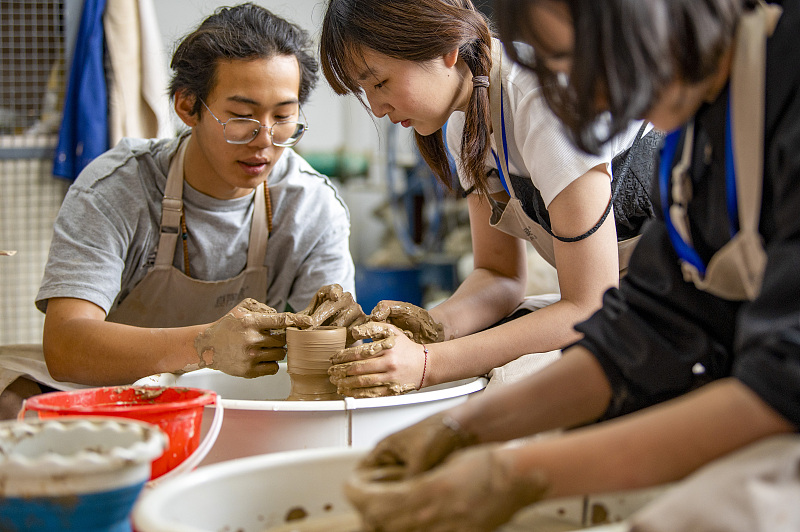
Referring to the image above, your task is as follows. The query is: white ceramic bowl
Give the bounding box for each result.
[132,446,665,532]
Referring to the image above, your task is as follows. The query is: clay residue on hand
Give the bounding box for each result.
[369,302,444,344]
[347,322,396,343]
[345,444,551,532]
[239,298,276,314]
[194,315,250,372]
[328,334,420,398]
[298,285,367,344]
[329,335,396,371]
[194,298,278,375]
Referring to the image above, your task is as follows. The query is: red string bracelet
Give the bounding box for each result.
[419,344,428,390]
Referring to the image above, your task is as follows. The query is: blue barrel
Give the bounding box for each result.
[355,266,422,314]
[0,482,146,532]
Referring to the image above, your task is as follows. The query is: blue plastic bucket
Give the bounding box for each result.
[1,483,145,532]
[354,265,422,314]
[0,417,167,532]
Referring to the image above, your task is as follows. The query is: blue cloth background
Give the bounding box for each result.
[53,0,109,181]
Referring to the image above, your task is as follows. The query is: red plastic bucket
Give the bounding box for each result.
[19,386,219,481]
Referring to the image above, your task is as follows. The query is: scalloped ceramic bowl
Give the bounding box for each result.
[0,417,167,532]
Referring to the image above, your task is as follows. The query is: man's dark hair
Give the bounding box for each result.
[169,3,318,116]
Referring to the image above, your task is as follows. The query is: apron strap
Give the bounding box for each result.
[731,0,781,235]
[154,137,189,267]
[246,182,269,269]
[665,1,780,299]
[669,122,696,245]
[155,136,270,271]
[489,40,512,198]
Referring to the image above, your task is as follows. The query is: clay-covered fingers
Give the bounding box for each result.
[239,358,281,378]
[245,313,315,373]
[346,444,545,532]
[330,333,396,366]
[356,412,478,476]
[328,336,411,398]
[297,283,344,316]
[330,323,429,398]
[369,300,445,344]
[313,295,366,330]
[249,310,313,332]
[230,327,290,378]
[327,303,368,329]
[242,311,312,353]
[250,333,287,363]
[297,284,367,331]
[347,321,401,344]
[194,299,313,379]
[344,471,441,532]
[228,298,313,338]
[231,297,276,316]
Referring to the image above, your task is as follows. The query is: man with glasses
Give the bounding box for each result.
[0,4,357,413]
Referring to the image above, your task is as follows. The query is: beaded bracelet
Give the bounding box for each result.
[419,344,429,390]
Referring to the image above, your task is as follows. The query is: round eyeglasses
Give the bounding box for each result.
[200,99,308,147]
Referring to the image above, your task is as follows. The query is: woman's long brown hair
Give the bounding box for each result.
[320,0,495,196]
[496,0,741,154]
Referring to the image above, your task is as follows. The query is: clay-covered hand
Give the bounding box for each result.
[346,443,550,532]
[297,284,367,344]
[369,300,445,344]
[328,322,426,398]
[194,298,312,378]
[356,411,478,478]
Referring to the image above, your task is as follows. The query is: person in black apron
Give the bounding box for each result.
[318,0,662,399]
[0,5,362,418]
[339,1,800,530]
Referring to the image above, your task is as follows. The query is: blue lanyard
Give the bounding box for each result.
[659,97,739,275]
[490,86,511,196]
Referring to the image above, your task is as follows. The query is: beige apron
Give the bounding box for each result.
[666,1,778,301]
[0,137,271,394]
[106,136,270,327]
[486,43,640,274]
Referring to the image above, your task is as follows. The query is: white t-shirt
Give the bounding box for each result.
[446,48,643,207]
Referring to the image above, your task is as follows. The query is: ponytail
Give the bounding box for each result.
[321,0,494,193]
[416,30,493,196]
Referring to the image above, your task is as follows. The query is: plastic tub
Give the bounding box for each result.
[19,386,223,483]
[163,364,487,466]
[0,417,166,532]
[132,447,667,532]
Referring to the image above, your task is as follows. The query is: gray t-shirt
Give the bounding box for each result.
[37,134,355,316]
